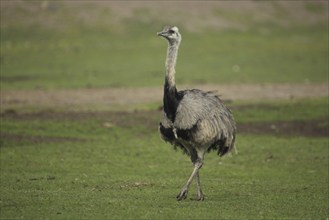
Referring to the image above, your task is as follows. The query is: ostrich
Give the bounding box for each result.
[157,26,236,201]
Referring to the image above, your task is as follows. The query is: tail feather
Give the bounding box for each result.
[218,133,236,157]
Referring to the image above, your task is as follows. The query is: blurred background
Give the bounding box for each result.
[1,1,328,89]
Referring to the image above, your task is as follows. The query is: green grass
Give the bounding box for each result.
[1,99,328,219]
[1,21,328,90]
[233,97,329,123]
[1,134,327,219]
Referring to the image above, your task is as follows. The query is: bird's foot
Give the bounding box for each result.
[176,188,188,201]
[189,192,204,201]
[196,192,205,201]
[196,188,204,201]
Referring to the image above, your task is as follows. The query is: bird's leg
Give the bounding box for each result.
[176,160,203,201]
[195,170,204,201]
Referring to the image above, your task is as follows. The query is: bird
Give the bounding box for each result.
[157,25,236,201]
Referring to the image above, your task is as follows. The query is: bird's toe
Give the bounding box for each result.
[196,194,205,201]
[176,189,188,201]
[196,190,204,201]
[189,193,204,201]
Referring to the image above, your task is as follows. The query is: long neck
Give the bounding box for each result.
[165,43,179,89]
[163,42,180,122]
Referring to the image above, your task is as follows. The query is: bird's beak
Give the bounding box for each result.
[157,31,167,37]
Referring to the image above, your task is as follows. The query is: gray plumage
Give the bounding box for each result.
[157,26,236,201]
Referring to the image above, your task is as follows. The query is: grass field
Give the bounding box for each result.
[1,25,328,89]
[1,2,328,89]
[1,1,328,219]
[0,99,328,219]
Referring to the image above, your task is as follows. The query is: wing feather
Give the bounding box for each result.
[174,90,234,129]
[174,90,236,150]
[160,89,236,156]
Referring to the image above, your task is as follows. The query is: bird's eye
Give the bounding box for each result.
[168,30,175,34]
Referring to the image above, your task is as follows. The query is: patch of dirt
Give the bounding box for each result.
[238,120,328,138]
[1,84,328,110]
[1,108,327,139]
[0,109,160,131]
[120,181,155,189]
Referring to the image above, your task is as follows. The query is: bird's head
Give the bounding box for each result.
[157,26,181,45]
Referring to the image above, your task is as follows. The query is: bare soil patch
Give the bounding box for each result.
[1,84,328,110]
[2,83,327,143]
[238,120,328,138]
[1,108,327,140]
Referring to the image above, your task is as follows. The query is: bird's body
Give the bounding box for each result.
[160,89,235,157]
[157,26,236,201]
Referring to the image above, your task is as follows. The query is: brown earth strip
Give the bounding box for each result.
[237,120,328,138]
[1,109,327,139]
[1,84,328,110]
